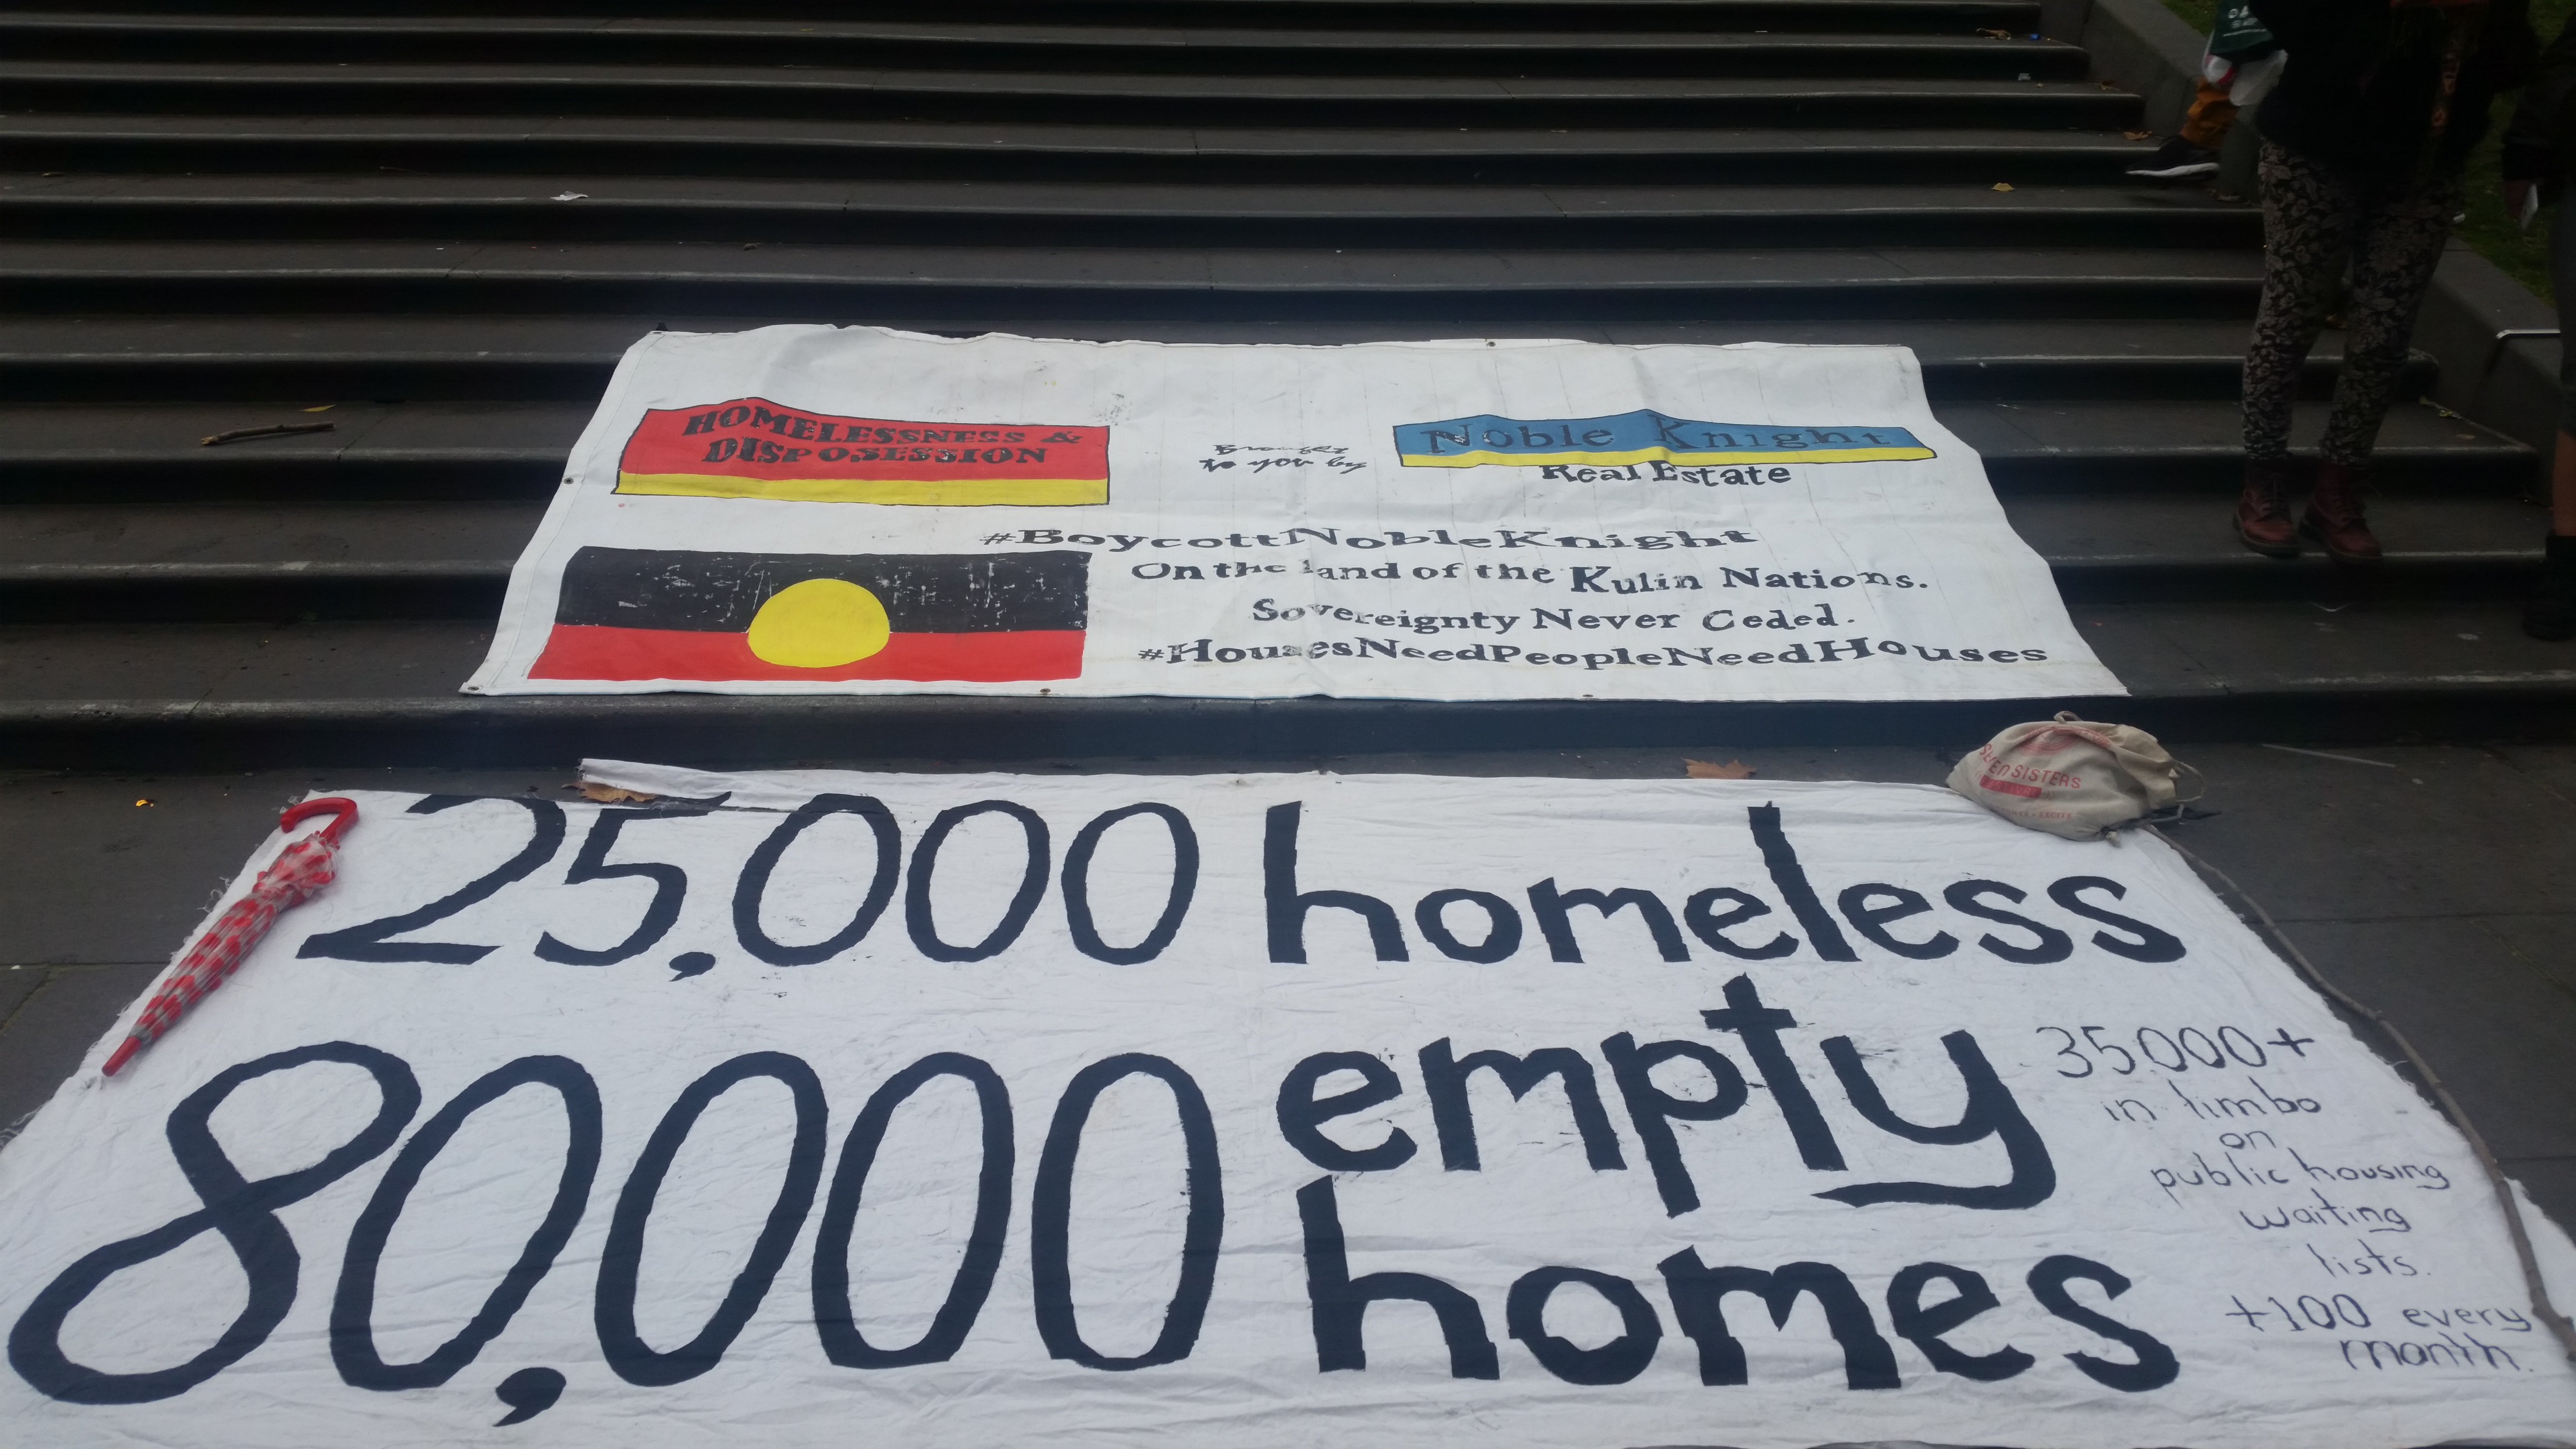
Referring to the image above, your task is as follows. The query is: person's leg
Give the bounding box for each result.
[2298,166,2464,563]
[2317,169,2462,465]
[2239,142,2363,555]
[2534,438,2576,636]
[2131,80,2232,178]
[2553,430,2576,534]
[2527,193,2576,638]
[2179,79,2238,151]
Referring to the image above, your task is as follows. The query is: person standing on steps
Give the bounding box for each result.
[2234,0,2536,564]
[2501,14,2576,639]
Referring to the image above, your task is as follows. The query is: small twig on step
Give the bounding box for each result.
[200,422,336,447]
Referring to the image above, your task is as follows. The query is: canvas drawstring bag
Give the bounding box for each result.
[1948,712,2205,840]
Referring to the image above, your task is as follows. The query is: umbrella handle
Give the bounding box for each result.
[280,796,359,844]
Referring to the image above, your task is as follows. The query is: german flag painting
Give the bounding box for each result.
[615,397,1110,506]
[529,547,1088,683]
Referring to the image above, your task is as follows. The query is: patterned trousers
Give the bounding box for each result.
[2242,141,2463,467]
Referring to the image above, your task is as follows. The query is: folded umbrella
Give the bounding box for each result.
[101,796,358,1077]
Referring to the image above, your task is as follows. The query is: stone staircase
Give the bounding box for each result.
[0,0,2564,767]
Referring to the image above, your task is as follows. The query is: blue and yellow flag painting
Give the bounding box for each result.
[1394,409,1935,468]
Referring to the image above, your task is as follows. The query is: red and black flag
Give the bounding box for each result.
[530,547,1088,683]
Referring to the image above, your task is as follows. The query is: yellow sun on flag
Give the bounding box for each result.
[745,578,892,668]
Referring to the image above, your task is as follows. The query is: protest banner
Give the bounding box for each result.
[4,768,2566,1449]
[465,330,2123,702]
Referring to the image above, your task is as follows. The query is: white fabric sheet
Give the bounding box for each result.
[465,329,2121,701]
[2,768,2563,1449]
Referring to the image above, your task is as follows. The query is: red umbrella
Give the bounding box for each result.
[102,796,359,1077]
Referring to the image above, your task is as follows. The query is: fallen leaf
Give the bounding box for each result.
[2123,130,2154,141]
[301,403,334,413]
[1977,27,2012,37]
[1992,182,2014,192]
[133,798,155,807]
[1684,758,1756,780]
[573,782,659,803]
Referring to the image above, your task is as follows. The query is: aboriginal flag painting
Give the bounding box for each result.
[530,547,1089,683]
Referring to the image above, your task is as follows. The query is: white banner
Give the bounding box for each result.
[4,768,2566,1449]
[465,329,2121,702]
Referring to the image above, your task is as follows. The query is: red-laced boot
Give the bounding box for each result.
[2234,457,2300,558]
[2300,459,2382,564]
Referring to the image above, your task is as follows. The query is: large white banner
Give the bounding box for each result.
[465,329,2121,702]
[4,768,2567,1449]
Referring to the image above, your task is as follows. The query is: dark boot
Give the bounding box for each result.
[2234,457,2300,557]
[2300,459,2382,564]
[2527,533,2576,641]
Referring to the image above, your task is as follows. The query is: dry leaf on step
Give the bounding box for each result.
[573,782,660,803]
[1684,759,1756,780]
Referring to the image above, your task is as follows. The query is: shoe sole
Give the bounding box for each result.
[2126,162,2220,179]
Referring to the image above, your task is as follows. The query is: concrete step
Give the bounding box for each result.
[0,489,2545,625]
[31,2,2050,36]
[0,174,2256,250]
[0,314,2420,404]
[0,114,2154,183]
[1,0,2552,764]
[1949,398,2537,491]
[0,239,2263,320]
[0,500,538,621]
[0,15,2090,78]
[0,596,2567,769]
[0,62,2138,128]
[2003,493,2550,600]
[0,389,2528,501]
[0,399,581,501]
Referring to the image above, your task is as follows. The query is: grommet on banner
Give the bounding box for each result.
[99,797,359,1078]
